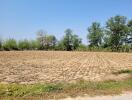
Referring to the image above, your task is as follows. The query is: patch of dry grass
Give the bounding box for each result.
[0,78,132,100]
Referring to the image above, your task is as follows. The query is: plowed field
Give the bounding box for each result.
[0,51,132,84]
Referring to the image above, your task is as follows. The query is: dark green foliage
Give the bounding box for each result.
[87,22,103,47]
[72,34,82,50]
[127,20,132,32]
[106,15,128,51]
[63,29,73,51]
[3,39,18,50]
[127,20,132,45]
[62,29,82,51]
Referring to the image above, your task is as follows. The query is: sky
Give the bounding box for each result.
[0,0,132,44]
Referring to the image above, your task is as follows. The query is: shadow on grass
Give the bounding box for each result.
[113,69,132,75]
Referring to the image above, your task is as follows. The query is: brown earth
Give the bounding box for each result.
[0,51,132,84]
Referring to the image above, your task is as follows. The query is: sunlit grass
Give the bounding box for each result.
[0,78,132,99]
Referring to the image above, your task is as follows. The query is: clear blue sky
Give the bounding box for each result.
[0,0,132,44]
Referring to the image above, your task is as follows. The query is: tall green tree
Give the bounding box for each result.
[72,34,82,50]
[62,29,81,51]
[63,29,73,51]
[127,20,132,39]
[87,22,103,47]
[127,20,132,33]
[127,20,132,47]
[106,15,128,51]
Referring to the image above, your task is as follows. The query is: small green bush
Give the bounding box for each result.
[3,39,18,50]
[76,44,88,51]
[18,39,31,50]
[30,40,40,50]
[54,41,65,51]
[120,45,131,52]
[0,39,2,50]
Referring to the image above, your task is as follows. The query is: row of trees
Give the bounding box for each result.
[0,15,132,52]
[0,38,38,51]
[0,29,82,51]
[87,15,132,52]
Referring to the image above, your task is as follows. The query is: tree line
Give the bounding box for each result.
[0,15,132,52]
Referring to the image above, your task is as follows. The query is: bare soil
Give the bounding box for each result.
[0,51,132,84]
[61,92,132,100]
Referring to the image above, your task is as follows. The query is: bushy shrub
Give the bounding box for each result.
[3,39,18,50]
[76,44,88,51]
[120,45,131,52]
[18,39,31,50]
[0,39,2,50]
[54,41,65,51]
[87,46,98,51]
[30,40,40,50]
